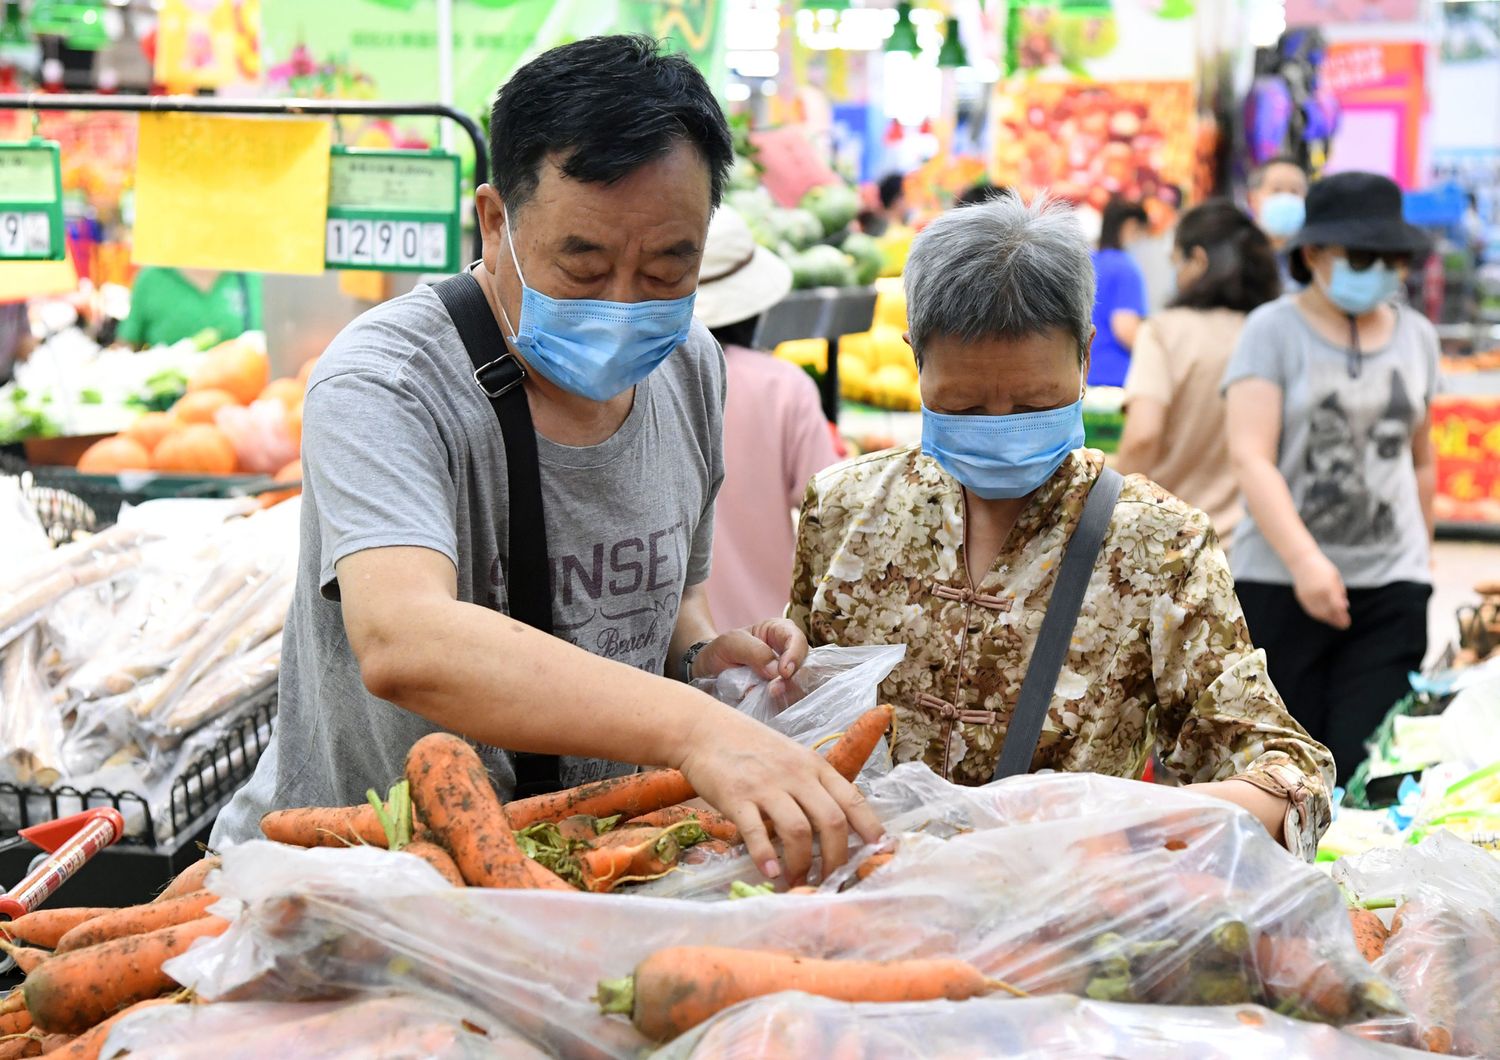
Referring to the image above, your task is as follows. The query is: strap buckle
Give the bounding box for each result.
[473,353,527,399]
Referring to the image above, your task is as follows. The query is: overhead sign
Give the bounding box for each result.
[324,147,460,273]
[0,141,65,262]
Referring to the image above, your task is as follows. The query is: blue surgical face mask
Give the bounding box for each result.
[1257,193,1306,240]
[921,396,1086,500]
[496,214,696,402]
[1323,257,1401,316]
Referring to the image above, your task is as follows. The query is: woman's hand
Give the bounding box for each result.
[1290,550,1350,630]
[1191,779,1290,846]
[691,619,809,682]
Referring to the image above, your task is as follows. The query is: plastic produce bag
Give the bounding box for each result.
[1333,832,1500,1055]
[167,768,1415,1058]
[654,993,1427,1060]
[99,996,531,1059]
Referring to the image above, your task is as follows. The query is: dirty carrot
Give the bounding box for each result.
[0,909,109,951]
[405,733,532,888]
[0,941,46,976]
[0,1008,31,1036]
[154,855,221,903]
[403,839,465,888]
[523,858,578,892]
[24,916,227,1035]
[823,705,895,781]
[625,806,740,844]
[50,997,177,1060]
[260,804,388,848]
[1347,908,1389,964]
[578,826,689,893]
[54,891,218,954]
[506,769,695,829]
[0,989,21,1015]
[598,946,1002,1041]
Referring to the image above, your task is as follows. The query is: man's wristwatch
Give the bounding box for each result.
[680,639,712,682]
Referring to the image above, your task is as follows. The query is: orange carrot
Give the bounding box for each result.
[54,891,218,954]
[404,733,532,888]
[0,988,22,1015]
[555,815,614,843]
[599,946,999,1041]
[1253,935,1353,1021]
[403,839,465,888]
[0,1008,31,1036]
[260,805,388,848]
[682,839,735,865]
[49,997,177,1060]
[1348,908,1389,964]
[854,851,894,882]
[823,705,894,781]
[154,856,220,903]
[577,827,686,892]
[0,909,109,951]
[38,1034,71,1053]
[506,769,695,829]
[523,858,578,892]
[24,917,227,1035]
[0,1037,39,1059]
[625,805,740,844]
[0,940,46,975]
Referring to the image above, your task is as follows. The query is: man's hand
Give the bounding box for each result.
[691,619,809,682]
[672,706,884,884]
[1290,550,1350,630]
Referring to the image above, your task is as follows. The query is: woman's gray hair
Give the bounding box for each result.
[903,192,1095,364]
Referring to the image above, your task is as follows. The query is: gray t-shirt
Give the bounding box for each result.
[1223,296,1438,589]
[212,284,724,845]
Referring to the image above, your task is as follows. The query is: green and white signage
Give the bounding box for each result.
[0,140,65,261]
[324,146,461,272]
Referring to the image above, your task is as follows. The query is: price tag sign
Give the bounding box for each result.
[324,147,461,274]
[0,141,65,262]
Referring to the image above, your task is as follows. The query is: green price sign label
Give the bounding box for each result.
[325,147,461,273]
[0,141,65,261]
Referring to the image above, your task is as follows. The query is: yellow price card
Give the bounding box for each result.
[133,113,331,276]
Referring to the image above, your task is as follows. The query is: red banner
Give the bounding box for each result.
[1432,395,1500,526]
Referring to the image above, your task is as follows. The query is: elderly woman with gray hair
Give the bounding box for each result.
[788,193,1335,859]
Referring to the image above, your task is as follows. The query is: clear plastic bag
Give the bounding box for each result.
[98,996,536,1060]
[167,767,1416,1058]
[1333,832,1500,1056]
[654,993,1426,1060]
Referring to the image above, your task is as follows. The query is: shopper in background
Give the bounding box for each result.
[953,182,1008,208]
[116,267,262,349]
[213,35,882,883]
[1117,200,1281,541]
[1225,171,1436,785]
[1246,156,1310,290]
[696,207,840,631]
[790,192,1333,860]
[1088,196,1150,387]
[0,301,31,384]
[858,172,909,237]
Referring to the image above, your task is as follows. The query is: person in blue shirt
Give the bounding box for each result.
[1089,197,1149,387]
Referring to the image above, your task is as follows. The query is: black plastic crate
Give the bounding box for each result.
[0,690,276,908]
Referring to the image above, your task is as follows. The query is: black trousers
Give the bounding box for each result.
[1236,580,1430,787]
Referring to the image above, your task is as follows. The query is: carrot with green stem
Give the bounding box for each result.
[1347,908,1389,964]
[625,806,740,844]
[404,733,533,888]
[0,908,109,951]
[54,891,219,953]
[260,804,388,848]
[506,769,696,830]
[597,945,1023,1041]
[823,705,895,781]
[23,917,227,1035]
[577,821,704,892]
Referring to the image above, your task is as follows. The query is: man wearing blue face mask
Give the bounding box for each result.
[213,35,883,885]
[1225,171,1437,787]
[789,192,1335,861]
[1246,156,1309,292]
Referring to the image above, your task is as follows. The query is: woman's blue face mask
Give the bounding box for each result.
[495,213,696,402]
[921,391,1086,500]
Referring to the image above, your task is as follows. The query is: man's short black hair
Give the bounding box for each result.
[490,35,733,216]
[877,172,907,210]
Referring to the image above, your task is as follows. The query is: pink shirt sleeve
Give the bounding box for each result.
[782,370,840,509]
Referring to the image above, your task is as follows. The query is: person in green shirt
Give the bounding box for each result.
[116,267,263,349]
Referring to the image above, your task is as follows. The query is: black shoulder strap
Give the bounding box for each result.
[430,271,561,796]
[992,467,1125,781]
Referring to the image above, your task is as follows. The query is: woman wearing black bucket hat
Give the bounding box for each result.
[1221,171,1438,785]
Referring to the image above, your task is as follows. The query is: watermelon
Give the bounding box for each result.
[801,183,861,236]
[789,245,858,289]
[840,232,884,286]
[769,207,825,251]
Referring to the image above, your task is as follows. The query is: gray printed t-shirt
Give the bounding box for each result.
[1222,296,1438,589]
[212,284,724,845]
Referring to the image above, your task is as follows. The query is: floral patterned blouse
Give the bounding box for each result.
[789,446,1334,860]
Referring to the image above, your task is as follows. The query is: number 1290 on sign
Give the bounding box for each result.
[326,219,447,269]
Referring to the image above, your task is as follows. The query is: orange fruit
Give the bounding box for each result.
[259,458,303,508]
[172,388,239,425]
[188,342,270,404]
[259,377,304,410]
[122,411,174,453]
[77,435,151,474]
[151,424,238,474]
[285,401,302,449]
[296,356,318,385]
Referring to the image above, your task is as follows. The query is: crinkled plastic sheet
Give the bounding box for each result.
[99,995,529,1060]
[1334,832,1500,1056]
[653,993,1428,1060]
[167,768,1416,1058]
